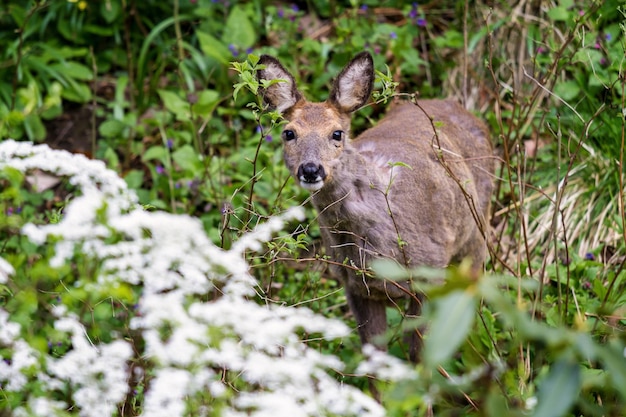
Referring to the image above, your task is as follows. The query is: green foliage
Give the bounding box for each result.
[1,0,626,416]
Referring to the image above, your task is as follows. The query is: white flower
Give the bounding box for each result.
[48,313,132,417]
[0,309,20,344]
[356,344,416,381]
[13,397,66,417]
[0,141,399,417]
[0,339,39,391]
[0,257,14,284]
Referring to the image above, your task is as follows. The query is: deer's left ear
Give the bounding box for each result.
[328,52,374,113]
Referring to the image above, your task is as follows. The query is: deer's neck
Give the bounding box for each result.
[311,146,392,229]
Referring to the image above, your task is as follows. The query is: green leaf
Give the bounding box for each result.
[50,62,93,81]
[371,259,410,281]
[191,89,220,117]
[124,169,144,190]
[223,5,256,49]
[100,0,122,23]
[197,31,232,65]
[554,80,580,102]
[172,145,203,174]
[61,82,91,103]
[23,113,46,142]
[596,343,626,400]
[99,119,127,138]
[158,90,190,121]
[142,145,166,163]
[424,290,476,366]
[547,6,569,21]
[534,360,580,417]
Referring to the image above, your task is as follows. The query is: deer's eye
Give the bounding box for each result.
[283,130,296,141]
[332,130,344,141]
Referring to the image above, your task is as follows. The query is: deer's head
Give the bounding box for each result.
[257,52,374,191]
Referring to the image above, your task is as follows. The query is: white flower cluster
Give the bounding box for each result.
[0,140,412,416]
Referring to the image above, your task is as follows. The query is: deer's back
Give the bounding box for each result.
[321,100,492,298]
[357,100,493,214]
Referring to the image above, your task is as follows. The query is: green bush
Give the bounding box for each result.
[1,0,625,416]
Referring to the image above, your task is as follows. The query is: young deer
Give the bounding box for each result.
[258,52,493,361]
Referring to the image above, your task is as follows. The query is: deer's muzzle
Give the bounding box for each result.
[297,162,326,190]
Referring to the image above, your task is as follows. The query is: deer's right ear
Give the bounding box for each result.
[257,55,302,113]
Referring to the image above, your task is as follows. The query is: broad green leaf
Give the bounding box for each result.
[158,90,190,121]
[371,259,410,281]
[23,113,46,142]
[554,80,580,102]
[41,82,64,120]
[596,343,626,400]
[197,31,232,65]
[61,82,91,103]
[192,89,220,117]
[534,360,580,417]
[547,6,569,21]
[100,0,121,23]
[485,387,509,416]
[142,145,166,163]
[99,119,127,138]
[172,144,203,174]
[424,290,476,366]
[124,169,144,190]
[50,62,93,81]
[103,146,120,169]
[84,23,115,36]
[224,5,256,49]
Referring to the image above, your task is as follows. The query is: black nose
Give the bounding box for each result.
[298,162,326,183]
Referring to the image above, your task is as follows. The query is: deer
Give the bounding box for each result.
[257,52,493,362]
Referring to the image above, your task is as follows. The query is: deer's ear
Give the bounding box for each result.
[328,52,374,113]
[257,55,302,113]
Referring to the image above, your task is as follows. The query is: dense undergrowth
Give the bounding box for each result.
[1,0,625,416]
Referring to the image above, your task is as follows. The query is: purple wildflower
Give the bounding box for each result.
[228,44,238,56]
[416,17,426,27]
[277,8,284,18]
[390,32,397,39]
[265,134,273,142]
[360,5,368,11]
[605,33,612,41]
[166,139,174,149]
[155,165,165,175]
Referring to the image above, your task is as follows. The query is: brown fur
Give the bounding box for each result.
[258,52,493,361]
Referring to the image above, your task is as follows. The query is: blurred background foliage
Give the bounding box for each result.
[1,0,626,415]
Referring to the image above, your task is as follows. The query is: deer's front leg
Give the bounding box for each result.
[345,289,387,350]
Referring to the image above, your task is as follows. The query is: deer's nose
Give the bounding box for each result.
[298,162,326,184]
